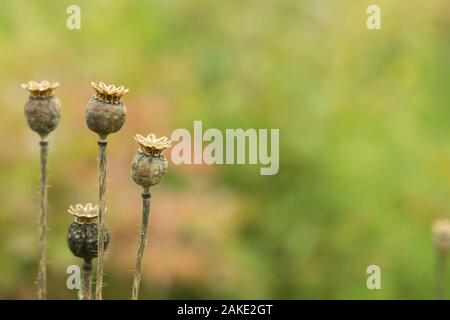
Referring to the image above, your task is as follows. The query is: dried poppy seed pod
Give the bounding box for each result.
[67,203,110,263]
[86,81,128,140]
[131,133,171,299]
[22,80,61,139]
[433,219,450,253]
[131,134,172,188]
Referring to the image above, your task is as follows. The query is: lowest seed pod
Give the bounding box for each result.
[67,203,110,300]
[22,80,62,300]
[131,133,172,299]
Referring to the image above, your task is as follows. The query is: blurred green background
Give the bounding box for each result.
[0,0,449,299]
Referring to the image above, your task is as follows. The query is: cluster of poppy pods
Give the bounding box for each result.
[22,80,172,300]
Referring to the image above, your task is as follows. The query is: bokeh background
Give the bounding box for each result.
[0,0,449,299]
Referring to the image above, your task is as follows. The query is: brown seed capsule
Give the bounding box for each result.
[86,81,128,140]
[67,203,110,262]
[131,134,172,188]
[22,81,61,139]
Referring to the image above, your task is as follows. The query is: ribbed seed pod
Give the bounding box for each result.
[131,133,171,300]
[86,81,127,300]
[67,203,110,300]
[67,203,110,262]
[22,80,61,300]
[131,134,172,187]
[22,80,61,139]
[86,81,128,140]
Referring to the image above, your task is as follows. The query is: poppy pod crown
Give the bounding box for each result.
[22,80,60,98]
[68,203,102,224]
[135,134,172,156]
[91,81,129,104]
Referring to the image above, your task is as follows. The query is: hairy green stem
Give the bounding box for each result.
[38,139,48,300]
[95,140,107,300]
[132,188,151,300]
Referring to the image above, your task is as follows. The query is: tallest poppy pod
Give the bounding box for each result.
[85,81,128,299]
[86,81,128,140]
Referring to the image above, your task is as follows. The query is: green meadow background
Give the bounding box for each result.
[0,0,449,299]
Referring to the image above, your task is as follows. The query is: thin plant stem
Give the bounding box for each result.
[436,250,447,300]
[95,140,107,300]
[38,139,48,300]
[132,187,151,300]
[82,260,93,300]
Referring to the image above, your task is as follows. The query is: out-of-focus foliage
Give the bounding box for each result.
[0,0,449,299]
